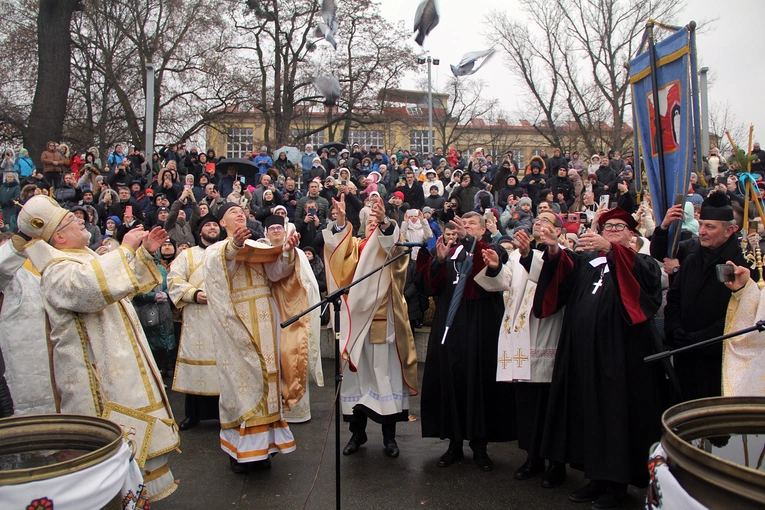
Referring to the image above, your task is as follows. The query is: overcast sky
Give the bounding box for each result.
[379,0,765,150]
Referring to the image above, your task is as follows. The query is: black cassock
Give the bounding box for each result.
[534,244,666,486]
[419,239,515,443]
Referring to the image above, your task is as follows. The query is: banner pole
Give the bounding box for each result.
[647,23,668,218]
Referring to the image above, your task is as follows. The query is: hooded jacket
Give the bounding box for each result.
[1,149,16,175]
[70,205,102,251]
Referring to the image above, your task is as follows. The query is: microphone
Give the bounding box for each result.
[395,241,428,248]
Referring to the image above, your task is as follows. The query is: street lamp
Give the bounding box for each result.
[418,56,439,155]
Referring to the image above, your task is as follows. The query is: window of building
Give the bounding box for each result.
[406,106,423,115]
[347,130,384,149]
[290,129,325,147]
[507,149,525,170]
[226,128,253,158]
[409,130,435,154]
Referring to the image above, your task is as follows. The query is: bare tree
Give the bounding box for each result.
[231,0,414,147]
[488,0,682,155]
[70,0,250,154]
[25,0,82,165]
[709,100,747,158]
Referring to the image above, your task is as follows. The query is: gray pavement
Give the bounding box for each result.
[154,358,646,510]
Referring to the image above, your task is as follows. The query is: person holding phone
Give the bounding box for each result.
[656,191,757,404]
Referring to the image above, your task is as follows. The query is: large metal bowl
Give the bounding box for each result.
[0,413,124,485]
[661,396,765,509]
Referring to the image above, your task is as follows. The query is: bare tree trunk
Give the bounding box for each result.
[25,0,80,167]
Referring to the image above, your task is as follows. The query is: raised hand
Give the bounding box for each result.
[331,193,346,224]
[371,197,386,224]
[284,230,300,252]
[579,231,611,253]
[660,204,684,230]
[232,226,251,248]
[513,229,531,258]
[482,247,500,269]
[142,226,168,254]
[449,215,467,239]
[436,235,453,262]
[723,261,751,292]
[122,226,147,251]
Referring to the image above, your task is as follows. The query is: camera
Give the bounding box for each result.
[308,207,317,216]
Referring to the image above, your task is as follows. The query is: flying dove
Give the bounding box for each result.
[314,0,338,50]
[312,76,341,106]
[450,48,496,77]
[413,0,439,46]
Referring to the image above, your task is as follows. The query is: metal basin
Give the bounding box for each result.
[661,397,765,509]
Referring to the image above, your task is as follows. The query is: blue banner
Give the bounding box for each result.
[630,26,696,256]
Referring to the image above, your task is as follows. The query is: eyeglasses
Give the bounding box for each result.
[55,214,77,232]
[603,222,629,232]
[537,216,561,228]
[267,225,284,233]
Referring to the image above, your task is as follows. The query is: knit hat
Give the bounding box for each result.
[699,190,734,221]
[197,213,219,234]
[107,215,122,227]
[18,196,70,242]
[519,197,532,207]
[273,205,287,215]
[393,191,405,200]
[422,206,433,214]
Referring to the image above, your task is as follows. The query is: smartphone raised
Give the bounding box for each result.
[599,195,609,208]
[125,205,133,217]
[715,264,735,284]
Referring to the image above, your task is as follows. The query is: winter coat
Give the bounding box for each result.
[520,171,548,204]
[14,154,35,178]
[164,199,200,247]
[548,174,575,207]
[132,262,176,352]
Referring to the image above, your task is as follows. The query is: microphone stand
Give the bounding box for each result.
[644,320,765,363]
[280,246,413,510]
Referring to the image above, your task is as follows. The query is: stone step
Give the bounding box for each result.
[319,325,431,362]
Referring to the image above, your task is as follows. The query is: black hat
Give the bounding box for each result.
[157,206,169,213]
[264,214,285,229]
[197,213,219,234]
[216,202,243,221]
[700,190,734,221]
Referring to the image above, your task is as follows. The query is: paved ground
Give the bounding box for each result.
[153,359,647,510]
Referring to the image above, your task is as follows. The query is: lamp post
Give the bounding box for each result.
[699,67,710,157]
[418,56,439,155]
[145,64,155,156]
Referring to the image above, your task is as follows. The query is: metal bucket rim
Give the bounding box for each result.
[0,414,125,485]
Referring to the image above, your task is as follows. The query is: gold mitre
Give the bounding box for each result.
[18,195,69,242]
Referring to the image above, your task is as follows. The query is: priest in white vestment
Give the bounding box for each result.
[17,196,180,502]
[722,262,765,396]
[259,214,323,424]
[168,214,221,430]
[323,194,418,459]
[203,203,308,474]
[495,223,566,486]
[0,235,56,415]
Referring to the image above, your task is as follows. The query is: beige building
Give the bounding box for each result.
[206,89,632,169]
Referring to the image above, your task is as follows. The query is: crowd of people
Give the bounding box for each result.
[1,138,764,508]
